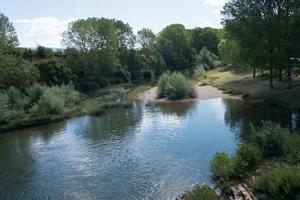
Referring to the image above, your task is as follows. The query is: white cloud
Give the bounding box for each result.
[204,0,227,7]
[212,9,221,15]
[14,17,74,48]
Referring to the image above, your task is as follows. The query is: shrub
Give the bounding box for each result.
[193,65,207,80]
[210,152,233,180]
[253,121,288,157]
[34,59,74,85]
[158,72,196,100]
[33,84,79,115]
[6,86,29,110]
[284,134,300,165]
[25,83,46,106]
[255,165,300,200]
[233,144,262,176]
[196,47,222,70]
[185,185,219,200]
[35,88,65,115]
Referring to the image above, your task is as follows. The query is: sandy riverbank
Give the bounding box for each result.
[138,85,241,102]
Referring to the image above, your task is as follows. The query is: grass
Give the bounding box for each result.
[126,84,152,99]
[198,67,300,110]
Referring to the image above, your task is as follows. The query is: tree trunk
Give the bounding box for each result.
[278,67,283,81]
[253,66,256,78]
[269,65,274,89]
[287,64,292,89]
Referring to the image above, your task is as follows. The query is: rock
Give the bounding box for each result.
[229,183,257,200]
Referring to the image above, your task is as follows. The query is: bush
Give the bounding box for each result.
[6,86,29,110]
[255,165,300,200]
[158,72,196,100]
[233,144,262,176]
[210,152,233,180]
[185,185,219,200]
[25,83,46,106]
[193,65,207,80]
[33,84,79,115]
[196,47,222,70]
[284,134,300,165]
[253,121,288,157]
[34,59,75,85]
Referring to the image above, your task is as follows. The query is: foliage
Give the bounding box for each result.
[284,134,300,165]
[0,13,19,47]
[255,165,300,200]
[190,27,222,55]
[233,144,262,176]
[218,39,243,67]
[157,24,196,72]
[34,59,75,85]
[210,152,233,180]
[158,72,196,100]
[252,121,288,157]
[193,65,207,80]
[185,185,219,200]
[25,83,46,106]
[196,47,221,70]
[33,84,79,115]
[36,46,54,59]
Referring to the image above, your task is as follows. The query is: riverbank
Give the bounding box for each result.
[0,84,151,132]
[139,85,241,102]
[201,67,300,110]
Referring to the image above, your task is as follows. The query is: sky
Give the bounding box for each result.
[0,0,227,48]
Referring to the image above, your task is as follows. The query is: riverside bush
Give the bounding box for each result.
[210,152,233,180]
[284,134,300,165]
[255,165,300,200]
[185,185,219,200]
[253,121,288,157]
[233,144,262,176]
[25,83,46,106]
[158,72,196,100]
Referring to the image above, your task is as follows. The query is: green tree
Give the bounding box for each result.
[0,13,19,47]
[157,24,196,72]
[190,27,222,55]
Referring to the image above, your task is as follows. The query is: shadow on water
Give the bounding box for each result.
[147,101,197,117]
[222,99,300,143]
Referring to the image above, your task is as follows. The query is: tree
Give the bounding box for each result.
[157,24,196,72]
[222,0,300,89]
[62,18,120,88]
[137,28,156,50]
[36,46,54,59]
[34,59,75,86]
[0,13,19,48]
[190,27,222,55]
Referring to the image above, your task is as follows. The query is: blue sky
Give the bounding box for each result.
[0,0,227,48]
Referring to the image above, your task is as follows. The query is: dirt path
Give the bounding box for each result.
[138,85,241,102]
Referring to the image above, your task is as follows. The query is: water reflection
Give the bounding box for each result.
[223,99,300,143]
[0,99,299,200]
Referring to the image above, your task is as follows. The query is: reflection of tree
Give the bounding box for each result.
[86,103,143,140]
[223,99,298,143]
[149,101,197,117]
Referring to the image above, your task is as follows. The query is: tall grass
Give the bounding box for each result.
[158,72,196,100]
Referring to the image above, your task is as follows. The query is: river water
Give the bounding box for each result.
[0,98,298,200]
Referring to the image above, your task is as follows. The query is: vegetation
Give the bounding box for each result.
[158,72,196,100]
[184,185,220,200]
[255,165,300,200]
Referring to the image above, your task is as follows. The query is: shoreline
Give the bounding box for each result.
[138,85,241,102]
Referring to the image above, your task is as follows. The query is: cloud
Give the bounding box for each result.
[14,17,74,48]
[204,0,227,7]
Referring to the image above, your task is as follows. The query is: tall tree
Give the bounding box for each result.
[157,24,196,72]
[0,13,18,48]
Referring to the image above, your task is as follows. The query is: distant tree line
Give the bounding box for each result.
[0,13,222,91]
[1,0,300,91]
